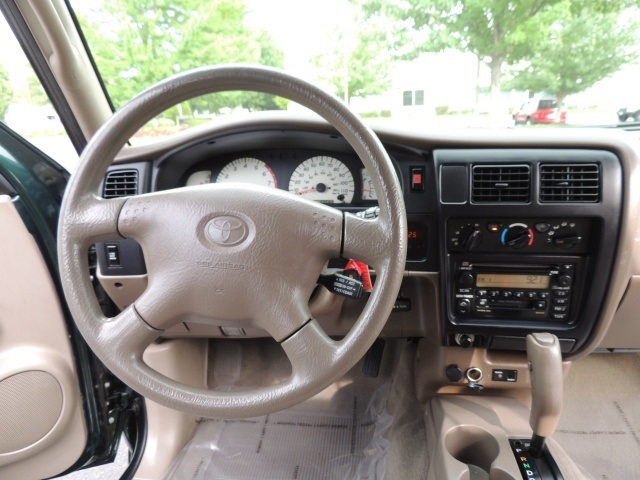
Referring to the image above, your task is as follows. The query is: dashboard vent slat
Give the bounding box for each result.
[539,164,600,203]
[103,169,139,198]
[471,165,530,203]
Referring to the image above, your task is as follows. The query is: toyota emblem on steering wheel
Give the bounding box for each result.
[205,216,249,246]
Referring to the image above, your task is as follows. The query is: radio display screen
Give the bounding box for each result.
[476,273,550,290]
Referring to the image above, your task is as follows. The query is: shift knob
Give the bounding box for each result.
[527,332,563,457]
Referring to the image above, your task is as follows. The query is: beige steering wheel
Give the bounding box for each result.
[57,65,407,419]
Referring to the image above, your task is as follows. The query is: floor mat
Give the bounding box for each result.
[554,352,640,479]
[163,384,391,480]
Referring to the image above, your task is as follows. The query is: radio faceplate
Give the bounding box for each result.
[454,261,575,322]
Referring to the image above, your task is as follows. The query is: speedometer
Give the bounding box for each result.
[288,156,354,204]
[216,157,277,188]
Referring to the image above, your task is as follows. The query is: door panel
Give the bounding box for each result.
[0,195,86,480]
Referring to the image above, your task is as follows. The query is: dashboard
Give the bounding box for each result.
[96,114,640,360]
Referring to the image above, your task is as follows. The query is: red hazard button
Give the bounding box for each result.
[410,167,424,192]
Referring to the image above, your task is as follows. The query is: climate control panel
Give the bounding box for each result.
[448,218,592,254]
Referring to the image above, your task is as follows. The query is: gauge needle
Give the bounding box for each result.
[295,187,317,195]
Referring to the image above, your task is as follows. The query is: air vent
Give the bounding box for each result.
[103,169,138,198]
[471,165,530,203]
[539,164,599,203]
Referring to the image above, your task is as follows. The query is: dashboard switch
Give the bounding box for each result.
[105,244,121,267]
[410,167,425,192]
[492,369,518,383]
[446,365,464,382]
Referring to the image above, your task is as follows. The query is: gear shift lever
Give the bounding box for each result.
[526,332,563,458]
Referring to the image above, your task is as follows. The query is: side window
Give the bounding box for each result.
[0,15,79,172]
[415,90,425,106]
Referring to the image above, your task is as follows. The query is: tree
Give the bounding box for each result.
[312,2,395,104]
[0,64,12,120]
[80,0,286,115]
[27,74,50,106]
[507,5,640,111]
[362,0,565,109]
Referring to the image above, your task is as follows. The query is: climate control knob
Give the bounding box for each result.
[461,227,483,251]
[552,227,582,249]
[502,225,533,249]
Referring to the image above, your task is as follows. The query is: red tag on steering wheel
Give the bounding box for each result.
[345,259,372,291]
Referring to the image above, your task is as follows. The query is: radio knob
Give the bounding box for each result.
[459,272,474,288]
[502,226,533,249]
[557,275,572,287]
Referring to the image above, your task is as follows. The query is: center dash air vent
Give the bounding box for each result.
[103,169,139,198]
[471,165,530,203]
[539,164,600,203]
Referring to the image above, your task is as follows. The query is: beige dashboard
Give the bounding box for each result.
[97,113,640,361]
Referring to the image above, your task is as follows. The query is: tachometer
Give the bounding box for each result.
[288,156,354,204]
[185,170,212,186]
[216,157,277,188]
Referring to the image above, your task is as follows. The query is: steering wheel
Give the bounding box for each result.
[58,65,407,419]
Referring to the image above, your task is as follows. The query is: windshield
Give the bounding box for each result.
[70,0,640,138]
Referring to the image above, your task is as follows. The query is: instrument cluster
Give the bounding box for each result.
[183,151,379,205]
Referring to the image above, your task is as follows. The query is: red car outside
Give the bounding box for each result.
[513,98,567,125]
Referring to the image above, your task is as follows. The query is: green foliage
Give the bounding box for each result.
[314,25,391,103]
[362,0,639,108]
[507,4,640,108]
[80,0,287,115]
[313,1,399,103]
[0,64,12,120]
[362,0,564,102]
[27,75,50,106]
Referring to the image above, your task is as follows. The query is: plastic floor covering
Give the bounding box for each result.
[163,385,392,480]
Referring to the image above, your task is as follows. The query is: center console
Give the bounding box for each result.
[434,149,623,353]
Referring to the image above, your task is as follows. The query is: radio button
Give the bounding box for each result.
[456,299,471,315]
[551,313,568,320]
[553,298,568,305]
[476,299,488,308]
[534,300,547,310]
[554,290,569,298]
[514,291,525,299]
[477,290,488,298]
[538,292,549,299]
[501,291,513,299]
[526,292,538,299]
[552,305,567,313]
[489,291,500,299]
[560,264,575,272]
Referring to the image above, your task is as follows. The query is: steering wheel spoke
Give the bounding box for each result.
[281,319,339,379]
[61,194,127,246]
[101,307,162,359]
[342,212,391,270]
